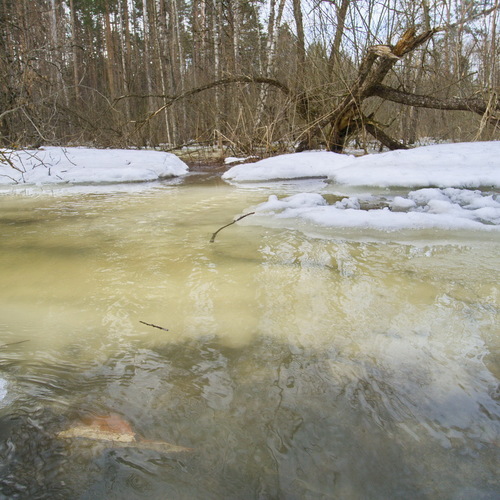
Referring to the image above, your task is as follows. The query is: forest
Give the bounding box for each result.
[0,0,499,156]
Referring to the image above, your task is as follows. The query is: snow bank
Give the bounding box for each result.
[225,142,500,234]
[253,188,500,232]
[223,142,500,189]
[0,147,188,185]
[331,142,500,188]
[222,151,355,182]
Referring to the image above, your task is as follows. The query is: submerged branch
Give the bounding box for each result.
[210,212,255,243]
[139,321,169,332]
[0,340,30,349]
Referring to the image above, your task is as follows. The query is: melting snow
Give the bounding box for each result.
[227,142,500,233]
[0,147,188,185]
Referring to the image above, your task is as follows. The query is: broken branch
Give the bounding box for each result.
[210,212,255,243]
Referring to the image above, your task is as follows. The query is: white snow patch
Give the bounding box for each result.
[0,147,188,185]
[222,151,355,182]
[257,193,327,214]
[253,188,500,232]
[0,378,7,403]
[223,142,500,189]
[330,142,500,188]
[390,196,417,211]
[224,156,258,164]
[335,197,361,210]
[226,142,500,234]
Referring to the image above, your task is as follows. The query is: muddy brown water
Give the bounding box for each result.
[0,173,498,499]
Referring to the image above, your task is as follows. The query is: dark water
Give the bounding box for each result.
[0,176,499,499]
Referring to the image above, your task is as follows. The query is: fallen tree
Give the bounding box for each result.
[296,26,499,152]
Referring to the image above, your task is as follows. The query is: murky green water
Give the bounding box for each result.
[0,174,499,499]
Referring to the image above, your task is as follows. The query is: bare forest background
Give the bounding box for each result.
[1,0,499,156]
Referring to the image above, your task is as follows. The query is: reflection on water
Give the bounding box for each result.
[0,177,499,498]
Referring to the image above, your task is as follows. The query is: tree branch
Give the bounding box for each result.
[124,76,292,131]
[362,120,409,150]
[434,5,500,33]
[369,84,499,123]
[210,212,255,243]
[116,76,291,108]
[0,339,30,348]
[139,320,169,332]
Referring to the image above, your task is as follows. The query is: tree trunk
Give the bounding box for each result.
[255,0,286,128]
[142,0,153,97]
[118,0,131,121]
[213,0,223,148]
[328,0,349,77]
[406,0,431,144]
[104,1,116,97]
[69,0,80,101]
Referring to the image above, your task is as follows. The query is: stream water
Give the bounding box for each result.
[0,173,499,499]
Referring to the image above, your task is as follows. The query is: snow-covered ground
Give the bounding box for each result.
[0,147,188,185]
[224,142,500,234]
[223,151,356,182]
[223,142,500,187]
[224,155,259,165]
[330,142,500,188]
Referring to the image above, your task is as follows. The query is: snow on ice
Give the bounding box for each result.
[253,189,500,232]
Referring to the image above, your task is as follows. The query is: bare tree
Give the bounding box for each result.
[0,0,498,153]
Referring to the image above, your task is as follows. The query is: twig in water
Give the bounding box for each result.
[210,212,255,243]
[0,340,30,349]
[139,321,169,332]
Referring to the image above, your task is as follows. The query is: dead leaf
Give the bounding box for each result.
[57,425,136,443]
[56,413,192,453]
